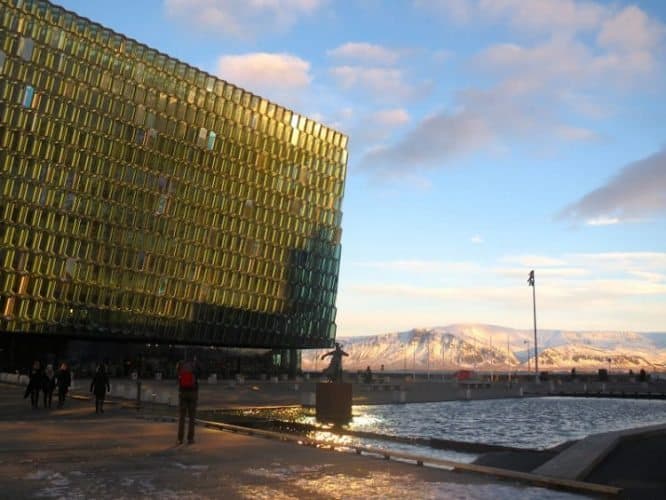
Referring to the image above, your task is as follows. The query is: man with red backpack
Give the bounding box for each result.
[177,357,199,444]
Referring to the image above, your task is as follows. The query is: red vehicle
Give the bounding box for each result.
[455,370,474,381]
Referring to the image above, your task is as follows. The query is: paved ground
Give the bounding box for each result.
[0,384,588,499]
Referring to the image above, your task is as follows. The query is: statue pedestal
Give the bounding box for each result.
[316,382,352,423]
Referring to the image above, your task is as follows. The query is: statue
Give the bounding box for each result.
[321,343,348,382]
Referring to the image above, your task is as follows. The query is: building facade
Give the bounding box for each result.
[0,0,348,349]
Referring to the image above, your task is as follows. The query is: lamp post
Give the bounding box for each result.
[524,340,531,373]
[528,270,539,382]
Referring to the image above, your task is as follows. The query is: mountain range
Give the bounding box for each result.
[301,324,666,373]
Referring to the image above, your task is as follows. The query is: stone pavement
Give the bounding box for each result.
[0,384,588,499]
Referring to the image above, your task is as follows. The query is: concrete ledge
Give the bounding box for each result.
[534,423,666,480]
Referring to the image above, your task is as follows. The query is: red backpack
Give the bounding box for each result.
[178,362,196,389]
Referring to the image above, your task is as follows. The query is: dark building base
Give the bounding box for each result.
[0,332,298,379]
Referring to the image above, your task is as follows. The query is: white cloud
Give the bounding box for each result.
[571,252,666,270]
[353,260,481,273]
[164,0,325,38]
[556,126,600,142]
[500,255,568,267]
[586,216,619,226]
[417,0,606,35]
[471,235,484,244]
[493,267,589,279]
[327,42,403,65]
[372,108,410,127]
[329,65,420,101]
[339,251,666,335]
[216,53,312,107]
[559,148,666,224]
[413,0,475,23]
[370,2,664,178]
[597,5,665,53]
[477,0,607,35]
[476,35,660,89]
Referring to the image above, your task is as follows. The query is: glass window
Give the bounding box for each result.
[18,36,34,61]
[0,51,5,72]
[207,130,216,150]
[22,85,35,107]
[197,127,207,148]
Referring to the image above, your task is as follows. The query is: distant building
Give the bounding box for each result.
[0,0,348,361]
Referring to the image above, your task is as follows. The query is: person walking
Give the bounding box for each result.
[43,364,56,408]
[55,362,71,408]
[177,358,199,444]
[24,360,44,409]
[90,364,110,414]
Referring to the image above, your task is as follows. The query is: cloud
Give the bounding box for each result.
[571,252,666,271]
[476,35,661,90]
[339,251,666,334]
[352,260,481,273]
[555,126,600,142]
[500,255,568,267]
[413,0,475,23]
[477,0,607,35]
[216,53,312,106]
[329,65,422,101]
[558,148,666,224]
[597,5,665,53]
[363,2,661,178]
[164,0,325,38]
[359,81,536,172]
[372,108,410,127]
[585,216,619,226]
[416,0,606,35]
[471,235,484,244]
[327,42,403,65]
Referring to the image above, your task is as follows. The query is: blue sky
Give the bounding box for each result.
[57,0,666,335]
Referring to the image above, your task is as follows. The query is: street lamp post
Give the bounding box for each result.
[528,270,539,383]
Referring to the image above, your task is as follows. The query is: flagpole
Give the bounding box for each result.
[528,270,539,383]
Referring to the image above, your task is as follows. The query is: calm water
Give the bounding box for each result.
[235,397,666,464]
[345,397,666,449]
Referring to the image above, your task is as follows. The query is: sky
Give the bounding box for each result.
[56,0,666,336]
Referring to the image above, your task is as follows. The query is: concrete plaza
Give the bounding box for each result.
[0,383,591,499]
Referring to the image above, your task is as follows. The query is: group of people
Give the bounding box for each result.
[24,361,71,409]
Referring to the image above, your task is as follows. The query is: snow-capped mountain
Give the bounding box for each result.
[301,324,666,372]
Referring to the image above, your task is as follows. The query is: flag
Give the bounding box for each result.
[527,270,535,286]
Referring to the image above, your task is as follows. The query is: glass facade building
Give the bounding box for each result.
[0,0,348,348]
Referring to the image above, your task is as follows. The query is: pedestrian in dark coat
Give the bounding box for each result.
[43,364,56,408]
[55,363,71,408]
[90,364,110,414]
[24,360,44,409]
[177,358,200,444]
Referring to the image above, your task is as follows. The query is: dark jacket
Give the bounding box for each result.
[43,368,56,393]
[90,370,110,398]
[24,367,44,398]
[56,369,71,393]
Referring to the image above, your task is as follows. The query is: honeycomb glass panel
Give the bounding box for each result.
[0,0,347,349]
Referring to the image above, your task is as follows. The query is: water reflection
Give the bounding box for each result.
[237,397,666,453]
[347,397,666,449]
